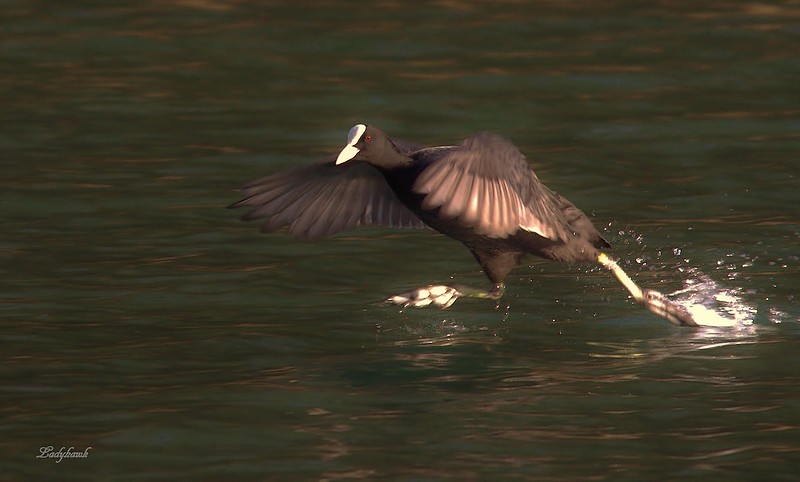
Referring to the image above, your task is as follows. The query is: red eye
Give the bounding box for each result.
[365,135,372,142]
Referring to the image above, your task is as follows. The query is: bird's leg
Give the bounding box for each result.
[385,283,505,309]
[460,283,505,300]
[597,252,698,327]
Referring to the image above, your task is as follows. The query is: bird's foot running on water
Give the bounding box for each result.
[386,285,463,308]
[597,252,699,327]
[386,284,504,309]
[641,289,699,327]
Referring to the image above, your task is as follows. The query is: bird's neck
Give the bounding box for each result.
[383,140,415,168]
[376,154,424,202]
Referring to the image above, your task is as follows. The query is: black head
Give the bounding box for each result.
[335,124,409,169]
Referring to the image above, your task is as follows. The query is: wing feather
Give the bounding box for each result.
[461,174,483,226]
[441,171,472,219]
[413,132,572,240]
[422,166,461,212]
[230,160,427,239]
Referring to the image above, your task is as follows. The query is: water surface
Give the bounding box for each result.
[2,1,799,480]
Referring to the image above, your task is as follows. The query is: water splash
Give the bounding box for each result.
[668,269,755,328]
[606,223,767,329]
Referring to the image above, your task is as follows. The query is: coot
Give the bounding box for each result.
[230,124,698,327]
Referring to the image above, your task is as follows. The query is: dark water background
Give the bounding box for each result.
[2,1,799,480]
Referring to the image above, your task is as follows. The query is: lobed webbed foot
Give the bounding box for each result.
[641,289,699,327]
[386,285,463,308]
[598,252,700,327]
[386,283,505,309]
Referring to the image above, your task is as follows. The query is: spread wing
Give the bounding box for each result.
[412,132,571,241]
[230,159,427,240]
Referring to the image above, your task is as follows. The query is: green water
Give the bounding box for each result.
[2,1,799,480]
